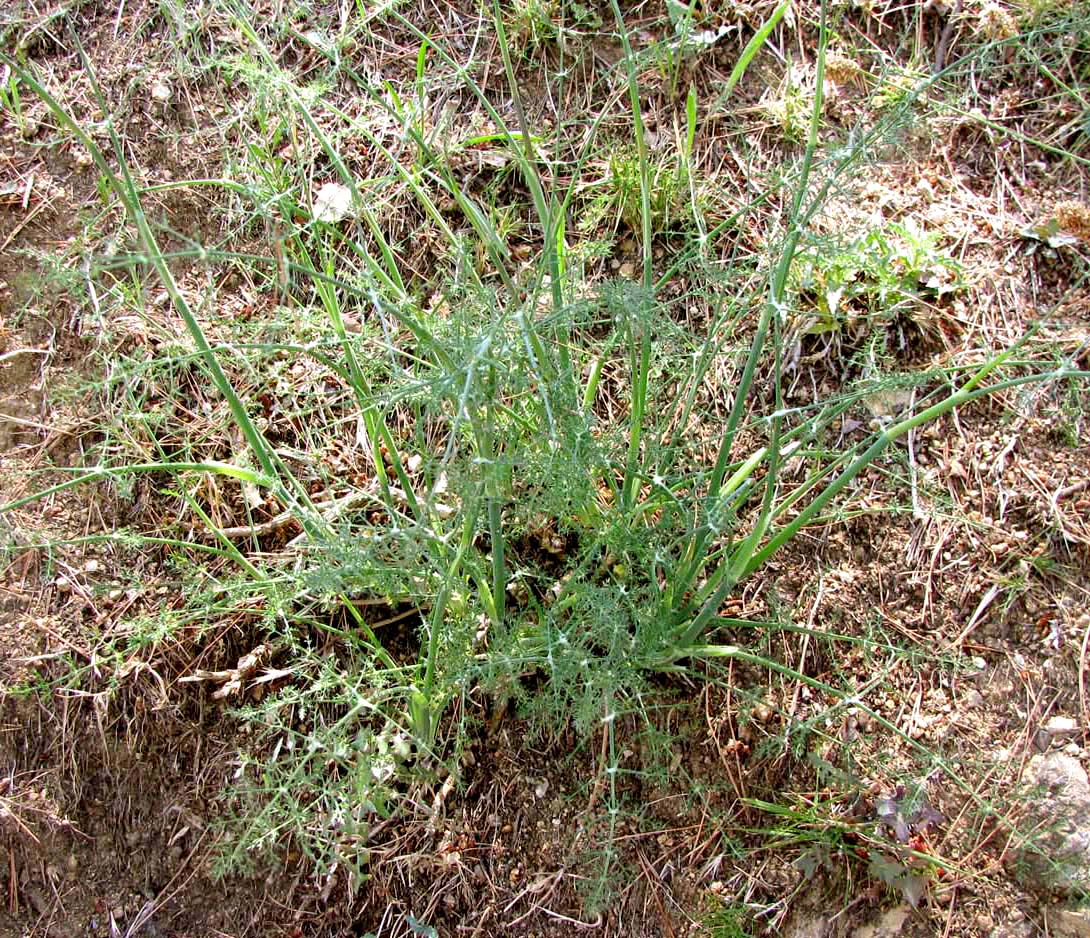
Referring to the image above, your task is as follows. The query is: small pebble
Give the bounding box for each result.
[963,689,985,709]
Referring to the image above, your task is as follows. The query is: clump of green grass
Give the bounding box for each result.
[3,0,1089,907]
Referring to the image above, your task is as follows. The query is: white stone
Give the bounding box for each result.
[1017,753,1090,895]
[1046,716,1081,738]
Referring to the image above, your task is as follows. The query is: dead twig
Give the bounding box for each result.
[934,0,965,75]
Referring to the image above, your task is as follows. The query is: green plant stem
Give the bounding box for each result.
[670,2,828,621]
